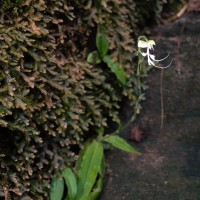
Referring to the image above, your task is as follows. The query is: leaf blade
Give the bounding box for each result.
[87,51,101,64]
[49,176,64,200]
[76,140,104,200]
[62,168,77,200]
[103,55,126,85]
[79,157,105,200]
[103,135,140,154]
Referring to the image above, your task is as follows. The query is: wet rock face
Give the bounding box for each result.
[100,12,200,200]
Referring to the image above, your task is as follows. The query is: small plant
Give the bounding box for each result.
[49,35,172,200]
[49,134,139,200]
[87,32,127,86]
[137,36,173,128]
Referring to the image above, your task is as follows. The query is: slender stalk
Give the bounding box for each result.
[160,68,164,130]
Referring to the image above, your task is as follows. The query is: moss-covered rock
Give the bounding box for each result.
[0,0,184,199]
[0,0,138,199]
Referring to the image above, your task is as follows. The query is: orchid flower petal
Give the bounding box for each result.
[141,52,147,57]
[138,39,156,49]
[138,40,148,48]
[148,40,155,50]
[149,54,155,60]
[148,40,156,46]
[148,58,156,66]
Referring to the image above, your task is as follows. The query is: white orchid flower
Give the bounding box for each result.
[138,39,173,68]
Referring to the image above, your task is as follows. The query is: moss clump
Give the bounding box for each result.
[0,0,138,199]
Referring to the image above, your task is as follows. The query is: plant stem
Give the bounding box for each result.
[160,68,164,130]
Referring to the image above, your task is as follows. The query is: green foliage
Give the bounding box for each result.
[50,140,105,200]
[87,52,101,65]
[62,168,77,200]
[87,33,127,85]
[96,35,109,57]
[103,55,127,85]
[50,133,139,200]
[50,176,64,200]
[76,140,104,200]
[103,134,140,154]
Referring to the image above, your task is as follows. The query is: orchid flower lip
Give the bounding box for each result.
[151,52,173,68]
[153,58,173,69]
[153,52,170,62]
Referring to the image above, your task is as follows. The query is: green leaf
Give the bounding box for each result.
[49,176,64,200]
[62,168,77,200]
[103,55,126,85]
[96,34,109,57]
[79,157,105,200]
[76,139,92,171]
[78,178,103,200]
[103,135,140,154]
[76,140,104,200]
[87,51,101,64]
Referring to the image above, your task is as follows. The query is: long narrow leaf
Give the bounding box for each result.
[103,135,140,154]
[76,139,92,171]
[79,157,105,200]
[76,140,104,200]
[62,168,77,200]
[78,177,103,200]
[103,55,126,85]
[49,176,64,200]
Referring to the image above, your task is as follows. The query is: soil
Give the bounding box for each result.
[99,12,200,200]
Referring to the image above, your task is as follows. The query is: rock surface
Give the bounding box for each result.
[99,12,200,200]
